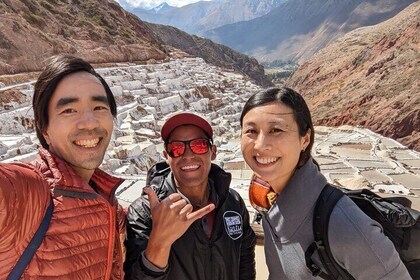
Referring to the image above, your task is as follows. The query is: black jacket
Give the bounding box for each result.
[124,161,256,280]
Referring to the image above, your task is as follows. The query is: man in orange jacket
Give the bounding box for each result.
[0,55,125,279]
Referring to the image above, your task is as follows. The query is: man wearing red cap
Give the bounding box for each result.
[124,112,256,280]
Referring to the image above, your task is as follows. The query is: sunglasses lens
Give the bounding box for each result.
[167,142,185,158]
[166,138,210,158]
[190,139,209,155]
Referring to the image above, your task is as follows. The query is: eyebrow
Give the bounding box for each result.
[253,107,294,115]
[243,119,289,125]
[92,95,110,105]
[55,95,109,109]
[56,97,78,108]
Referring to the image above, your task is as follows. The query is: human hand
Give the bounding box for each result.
[144,187,215,268]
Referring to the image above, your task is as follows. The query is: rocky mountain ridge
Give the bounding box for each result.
[287,2,419,151]
[0,0,269,86]
[0,0,167,74]
[128,0,285,36]
[205,0,416,63]
[144,22,272,87]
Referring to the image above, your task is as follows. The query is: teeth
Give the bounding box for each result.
[75,138,100,148]
[255,157,278,164]
[181,165,199,171]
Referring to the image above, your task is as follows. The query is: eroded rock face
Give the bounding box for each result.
[0,0,169,74]
[0,0,270,88]
[144,22,273,87]
[204,0,416,63]
[287,2,420,151]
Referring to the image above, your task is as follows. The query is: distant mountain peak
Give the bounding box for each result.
[130,0,284,35]
[149,2,175,14]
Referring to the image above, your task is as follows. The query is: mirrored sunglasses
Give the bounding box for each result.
[165,138,211,158]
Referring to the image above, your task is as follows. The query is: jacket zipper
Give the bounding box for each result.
[113,180,125,278]
[104,200,116,280]
[100,178,124,279]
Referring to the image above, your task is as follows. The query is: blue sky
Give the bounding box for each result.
[116,0,213,9]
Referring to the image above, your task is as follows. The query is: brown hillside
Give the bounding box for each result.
[144,23,273,87]
[0,0,271,87]
[0,0,169,74]
[287,2,419,151]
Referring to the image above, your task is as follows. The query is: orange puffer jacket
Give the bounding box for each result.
[0,149,125,279]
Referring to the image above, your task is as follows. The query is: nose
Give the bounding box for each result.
[76,109,99,130]
[254,132,271,151]
[182,144,195,158]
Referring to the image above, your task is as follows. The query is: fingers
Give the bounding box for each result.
[169,197,188,210]
[144,188,215,224]
[167,193,183,201]
[179,203,193,216]
[186,203,215,222]
[143,187,160,208]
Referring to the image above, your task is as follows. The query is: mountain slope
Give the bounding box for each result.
[287,2,420,151]
[144,22,273,87]
[0,0,168,74]
[206,0,416,63]
[0,0,270,86]
[130,0,285,35]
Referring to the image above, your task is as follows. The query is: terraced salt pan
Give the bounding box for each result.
[318,162,353,170]
[392,149,419,160]
[379,137,406,149]
[115,177,146,208]
[0,134,33,147]
[321,168,357,174]
[389,173,420,190]
[330,144,372,158]
[399,159,420,169]
[314,143,333,155]
[347,159,396,169]
[328,173,358,182]
[360,170,391,184]
[312,156,336,165]
[1,60,418,212]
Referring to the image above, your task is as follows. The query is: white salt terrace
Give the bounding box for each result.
[116,125,420,211]
[0,57,418,211]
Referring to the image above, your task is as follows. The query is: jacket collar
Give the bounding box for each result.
[33,148,123,201]
[265,158,327,242]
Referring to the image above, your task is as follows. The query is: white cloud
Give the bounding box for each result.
[116,0,213,9]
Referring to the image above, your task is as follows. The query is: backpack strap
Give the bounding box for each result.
[7,195,54,280]
[305,184,354,279]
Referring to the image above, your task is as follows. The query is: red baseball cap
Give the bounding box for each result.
[161,112,213,142]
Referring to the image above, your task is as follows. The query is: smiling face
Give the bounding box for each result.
[164,125,216,192]
[42,71,113,182]
[241,102,310,193]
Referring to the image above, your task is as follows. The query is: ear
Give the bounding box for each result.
[163,150,169,160]
[211,145,217,160]
[301,128,311,150]
[42,129,51,145]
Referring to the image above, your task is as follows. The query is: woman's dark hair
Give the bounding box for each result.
[33,55,117,149]
[240,87,314,167]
